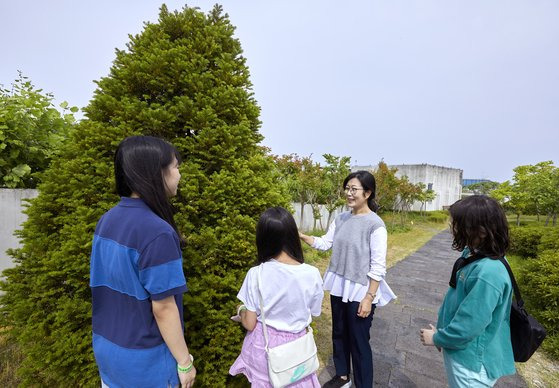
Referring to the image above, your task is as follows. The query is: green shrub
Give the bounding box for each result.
[0,73,76,188]
[0,5,288,387]
[427,210,448,223]
[519,250,559,358]
[508,226,547,257]
[538,228,559,252]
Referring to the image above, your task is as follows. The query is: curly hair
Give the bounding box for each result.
[449,195,509,258]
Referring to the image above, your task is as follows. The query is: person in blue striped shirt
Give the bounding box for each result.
[90,136,195,388]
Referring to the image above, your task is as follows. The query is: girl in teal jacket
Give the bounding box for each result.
[420,195,516,387]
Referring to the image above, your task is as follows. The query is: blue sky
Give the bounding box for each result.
[1,1,558,182]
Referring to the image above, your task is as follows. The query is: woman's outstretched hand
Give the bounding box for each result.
[298,231,314,246]
[420,324,440,351]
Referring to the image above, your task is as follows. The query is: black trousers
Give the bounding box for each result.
[331,294,376,388]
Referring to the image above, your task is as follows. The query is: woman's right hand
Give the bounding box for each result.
[299,232,314,246]
[179,366,196,388]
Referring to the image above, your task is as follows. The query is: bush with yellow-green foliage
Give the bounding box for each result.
[519,249,559,358]
[0,5,287,386]
[508,226,548,257]
[0,73,76,188]
[509,224,559,359]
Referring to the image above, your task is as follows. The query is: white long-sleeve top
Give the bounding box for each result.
[312,218,396,305]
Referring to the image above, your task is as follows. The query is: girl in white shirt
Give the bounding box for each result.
[300,171,396,388]
[229,207,324,387]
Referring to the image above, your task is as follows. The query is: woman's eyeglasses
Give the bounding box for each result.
[344,187,364,195]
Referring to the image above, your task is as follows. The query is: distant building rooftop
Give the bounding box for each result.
[463,178,491,187]
[352,163,462,173]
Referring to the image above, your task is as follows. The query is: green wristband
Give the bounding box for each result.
[177,354,194,374]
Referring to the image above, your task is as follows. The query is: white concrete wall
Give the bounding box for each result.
[391,164,462,211]
[353,164,463,211]
[292,202,346,232]
[1,189,39,278]
[0,192,338,281]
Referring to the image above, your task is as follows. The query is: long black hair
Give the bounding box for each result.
[256,207,304,264]
[343,170,379,212]
[114,136,182,239]
[449,195,509,258]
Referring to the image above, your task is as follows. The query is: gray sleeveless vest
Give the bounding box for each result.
[327,211,385,285]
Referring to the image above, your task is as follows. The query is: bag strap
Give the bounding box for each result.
[256,264,271,352]
[449,251,484,288]
[497,258,524,307]
[449,252,524,307]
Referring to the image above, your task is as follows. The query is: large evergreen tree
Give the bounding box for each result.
[1,5,287,386]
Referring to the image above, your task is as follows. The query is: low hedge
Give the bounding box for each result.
[519,250,559,359]
[538,228,559,252]
[508,226,547,258]
[427,210,449,223]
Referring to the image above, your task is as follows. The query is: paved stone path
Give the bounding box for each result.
[318,230,527,387]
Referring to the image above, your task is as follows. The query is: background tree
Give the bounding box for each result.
[524,161,558,226]
[548,167,559,226]
[492,181,529,226]
[0,73,76,188]
[298,156,323,230]
[321,154,351,228]
[372,160,400,212]
[274,154,322,227]
[492,161,558,226]
[273,153,301,201]
[465,180,500,196]
[416,182,436,216]
[0,6,287,386]
[392,176,423,225]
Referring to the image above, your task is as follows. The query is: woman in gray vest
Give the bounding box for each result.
[300,170,396,388]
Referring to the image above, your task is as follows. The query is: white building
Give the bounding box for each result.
[353,164,463,211]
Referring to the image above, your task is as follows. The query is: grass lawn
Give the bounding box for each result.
[303,211,448,373]
[507,214,556,227]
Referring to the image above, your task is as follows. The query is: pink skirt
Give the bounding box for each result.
[229,322,321,387]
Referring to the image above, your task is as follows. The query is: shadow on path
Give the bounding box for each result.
[319,230,527,387]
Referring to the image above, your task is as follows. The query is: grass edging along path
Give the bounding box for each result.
[303,214,448,373]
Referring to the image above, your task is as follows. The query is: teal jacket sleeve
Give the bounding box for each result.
[433,277,503,349]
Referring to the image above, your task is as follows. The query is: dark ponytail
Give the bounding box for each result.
[114,136,184,245]
[343,170,379,212]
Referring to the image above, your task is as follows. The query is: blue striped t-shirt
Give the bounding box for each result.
[90,197,187,388]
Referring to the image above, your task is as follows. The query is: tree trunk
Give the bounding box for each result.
[554,213,557,227]
[326,211,333,229]
[300,202,305,230]
[545,213,551,226]
[516,213,520,226]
